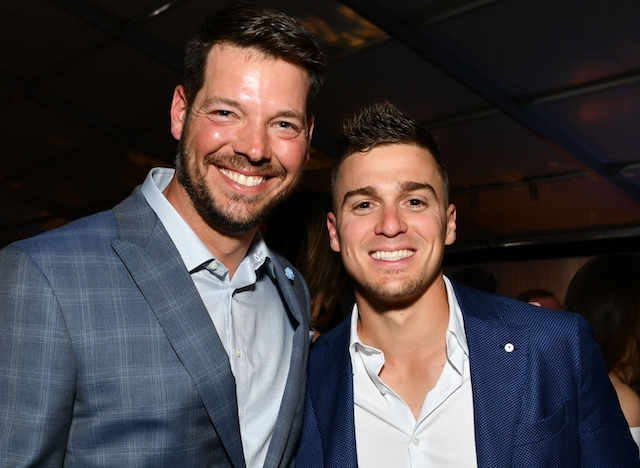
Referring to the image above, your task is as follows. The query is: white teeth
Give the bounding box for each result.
[219,168,265,187]
[370,250,415,261]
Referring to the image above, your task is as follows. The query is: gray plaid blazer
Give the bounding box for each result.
[0,187,311,467]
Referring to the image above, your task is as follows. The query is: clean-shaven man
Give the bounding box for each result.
[296,102,639,467]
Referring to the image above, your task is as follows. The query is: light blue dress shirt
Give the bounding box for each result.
[141,167,294,468]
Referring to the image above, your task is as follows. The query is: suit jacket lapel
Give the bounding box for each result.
[264,257,310,468]
[307,319,358,468]
[453,283,529,468]
[111,189,246,468]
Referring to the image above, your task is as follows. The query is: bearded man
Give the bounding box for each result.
[0,3,326,467]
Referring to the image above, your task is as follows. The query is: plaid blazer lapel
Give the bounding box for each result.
[264,256,311,468]
[112,190,246,468]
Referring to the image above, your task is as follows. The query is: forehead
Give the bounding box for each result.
[202,44,310,94]
[336,143,442,196]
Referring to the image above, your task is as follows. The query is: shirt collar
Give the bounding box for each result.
[443,275,469,357]
[245,233,276,279]
[139,167,274,278]
[349,275,469,368]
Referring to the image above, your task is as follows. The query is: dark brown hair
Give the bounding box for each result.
[264,191,348,332]
[182,2,327,115]
[331,101,449,206]
[564,253,640,393]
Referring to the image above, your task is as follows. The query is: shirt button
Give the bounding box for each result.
[253,254,260,261]
[235,348,242,358]
[504,343,514,352]
[378,386,387,395]
[209,260,217,270]
[412,437,420,446]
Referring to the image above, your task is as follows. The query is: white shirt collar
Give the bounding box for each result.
[349,274,468,371]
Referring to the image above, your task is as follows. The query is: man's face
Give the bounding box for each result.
[170,44,312,234]
[328,144,457,305]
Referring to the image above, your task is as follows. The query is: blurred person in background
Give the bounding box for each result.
[564,253,640,448]
[265,191,351,338]
[517,289,562,309]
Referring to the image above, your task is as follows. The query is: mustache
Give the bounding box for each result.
[203,152,287,178]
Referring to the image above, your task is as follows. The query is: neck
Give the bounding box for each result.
[355,275,451,419]
[356,275,450,351]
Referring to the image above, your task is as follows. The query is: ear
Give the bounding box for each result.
[170,85,187,141]
[444,203,457,246]
[327,212,341,253]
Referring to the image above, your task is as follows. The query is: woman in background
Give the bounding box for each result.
[564,253,640,448]
[264,191,350,339]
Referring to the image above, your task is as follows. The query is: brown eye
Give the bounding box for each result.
[273,121,300,139]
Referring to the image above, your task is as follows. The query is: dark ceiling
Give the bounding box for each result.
[1,0,639,263]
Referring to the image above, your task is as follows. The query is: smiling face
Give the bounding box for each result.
[328,143,457,305]
[170,44,312,235]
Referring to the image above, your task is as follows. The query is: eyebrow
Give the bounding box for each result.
[200,96,240,109]
[341,186,378,208]
[341,181,438,208]
[398,181,439,201]
[276,109,306,123]
[200,97,305,123]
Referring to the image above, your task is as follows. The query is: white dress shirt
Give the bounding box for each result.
[631,426,640,449]
[141,168,294,468]
[350,276,477,468]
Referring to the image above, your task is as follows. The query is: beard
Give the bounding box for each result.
[174,139,303,236]
[359,275,425,304]
[353,265,442,310]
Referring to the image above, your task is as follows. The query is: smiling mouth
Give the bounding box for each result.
[370,249,415,261]
[219,168,267,187]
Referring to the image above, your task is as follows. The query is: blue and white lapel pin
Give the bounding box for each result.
[284,267,295,282]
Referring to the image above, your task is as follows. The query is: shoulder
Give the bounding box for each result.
[611,374,640,427]
[311,315,350,349]
[0,210,120,294]
[306,316,353,396]
[452,280,577,328]
[5,187,161,261]
[0,188,155,270]
[8,209,117,257]
[452,280,588,353]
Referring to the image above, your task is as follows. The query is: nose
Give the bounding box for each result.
[233,121,270,162]
[374,204,407,237]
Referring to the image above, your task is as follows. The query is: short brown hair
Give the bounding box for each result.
[183,2,327,115]
[332,101,449,206]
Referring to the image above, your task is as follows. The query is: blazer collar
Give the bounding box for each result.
[451,282,530,468]
[111,189,246,468]
[307,318,358,468]
[263,255,310,467]
[310,282,531,468]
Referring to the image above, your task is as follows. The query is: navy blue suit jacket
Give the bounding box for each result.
[0,187,311,467]
[296,281,639,467]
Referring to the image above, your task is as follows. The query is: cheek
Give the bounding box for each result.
[187,121,229,154]
[272,138,308,172]
[339,222,367,257]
